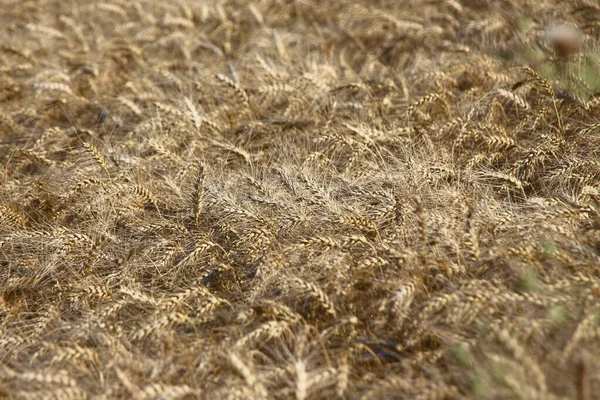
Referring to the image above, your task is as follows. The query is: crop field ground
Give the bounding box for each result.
[1,0,600,399]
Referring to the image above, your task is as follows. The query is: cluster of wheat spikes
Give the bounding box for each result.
[1,0,600,399]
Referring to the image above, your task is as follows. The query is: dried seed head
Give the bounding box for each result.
[546,23,582,59]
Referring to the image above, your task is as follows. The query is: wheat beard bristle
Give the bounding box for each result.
[1,2,600,400]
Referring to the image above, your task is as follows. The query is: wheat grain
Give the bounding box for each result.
[290,278,337,318]
[1,1,600,399]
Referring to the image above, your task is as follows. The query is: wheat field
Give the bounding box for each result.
[1,0,600,399]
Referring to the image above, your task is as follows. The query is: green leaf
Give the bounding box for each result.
[514,17,532,33]
[548,306,567,323]
[541,238,556,258]
[453,343,474,367]
[518,269,541,293]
